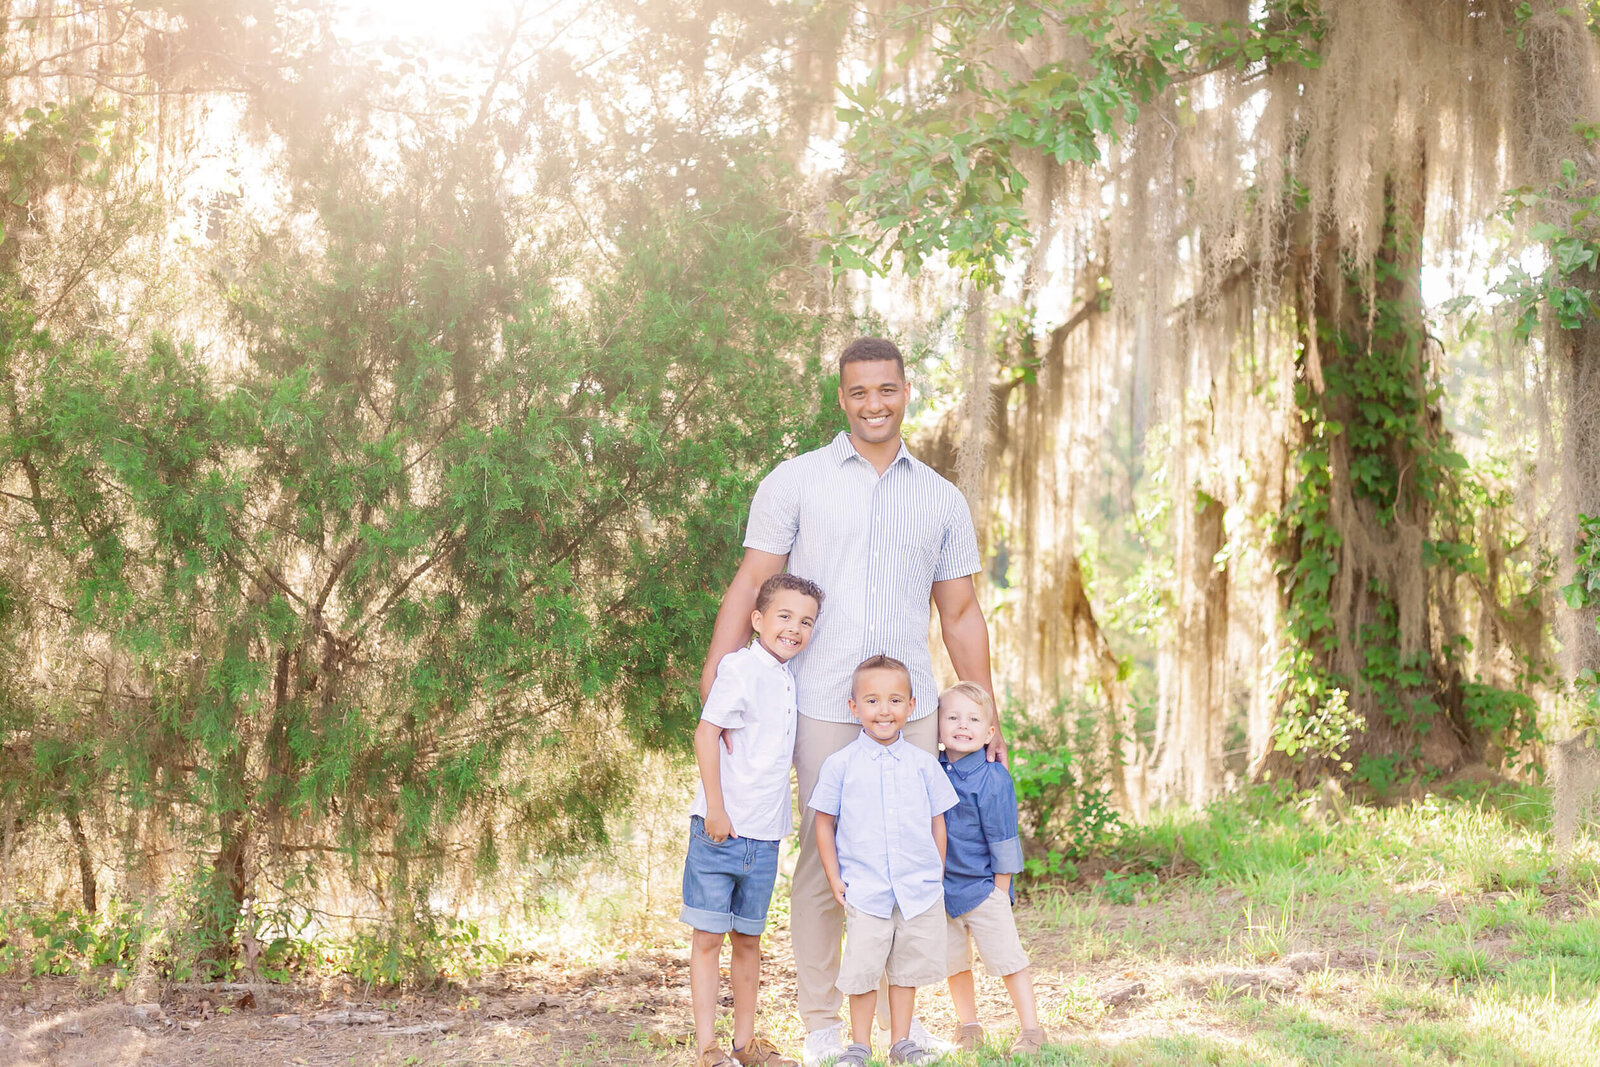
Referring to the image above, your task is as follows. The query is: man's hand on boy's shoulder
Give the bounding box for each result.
[986,727,1010,768]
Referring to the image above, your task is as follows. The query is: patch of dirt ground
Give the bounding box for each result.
[0,913,1135,1067]
[0,884,1512,1066]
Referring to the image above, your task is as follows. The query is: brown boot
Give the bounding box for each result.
[1009,1027,1048,1056]
[733,1036,799,1067]
[952,1022,984,1052]
[698,1046,738,1067]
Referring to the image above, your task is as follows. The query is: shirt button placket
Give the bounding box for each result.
[867,481,883,640]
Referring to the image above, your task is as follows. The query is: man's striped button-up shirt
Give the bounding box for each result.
[743,431,981,725]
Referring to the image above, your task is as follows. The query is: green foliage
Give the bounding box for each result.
[1005,696,1124,880]
[1096,869,1157,905]
[1116,781,1334,883]
[0,904,149,982]
[828,0,1326,283]
[1460,682,1541,772]
[0,12,836,972]
[1270,212,1531,780]
[1274,409,1360,766]
[0,901,504,988]
[321,917,507,988]
[1563,514,1600,727]
[1496,159,1600,338]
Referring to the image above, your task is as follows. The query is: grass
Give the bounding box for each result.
[12,778,1600,1066]
[892,781,1600,1067]
[558,780,1600,1066]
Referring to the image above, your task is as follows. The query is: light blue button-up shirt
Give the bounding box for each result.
[744,432,981,724]
[808,731,960,920]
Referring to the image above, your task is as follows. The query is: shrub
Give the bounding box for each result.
[1004,695,1124,880]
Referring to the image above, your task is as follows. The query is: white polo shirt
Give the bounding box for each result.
[688,642,798,841]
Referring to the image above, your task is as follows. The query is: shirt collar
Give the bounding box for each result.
[854,728,907,758]
[827,430,913,471]
[942,747,989,778]
[747,640,791,673]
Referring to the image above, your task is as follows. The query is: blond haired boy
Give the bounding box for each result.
[938,682,1047,1055]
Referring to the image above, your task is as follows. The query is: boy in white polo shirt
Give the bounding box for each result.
[809,655,959,1067]
[683,573,824,1067]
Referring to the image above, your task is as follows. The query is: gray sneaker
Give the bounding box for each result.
[888,1038,937,1065]
[836,1043,872,1067]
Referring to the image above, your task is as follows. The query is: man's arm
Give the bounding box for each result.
[932,574,1005,764]
[699,548,788,701]
[815,812,847,907]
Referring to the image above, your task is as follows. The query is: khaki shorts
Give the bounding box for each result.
[946,887,1030,978]
[837,898,947,994]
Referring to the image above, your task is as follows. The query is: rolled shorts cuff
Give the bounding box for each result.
[731,912,768,936]
[680,904,735,934]
[681,818,780,935]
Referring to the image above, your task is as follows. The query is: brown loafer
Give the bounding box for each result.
[953,1022,984,1051]
[734,1036,799,1067]
[1010,1027,1048,1056]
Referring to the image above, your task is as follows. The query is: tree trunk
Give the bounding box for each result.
[209,807,250,963]
[64,799,95,914]
[1158,478,1229,805]
[1270,164,1473,789]
[1513,5,1600,691]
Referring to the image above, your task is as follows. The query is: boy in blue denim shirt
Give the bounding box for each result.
[938,682,1047,1055]
[810,655,958,1067]
[682,573,824,1067]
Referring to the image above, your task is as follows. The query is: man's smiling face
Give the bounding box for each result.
[837,358,907,447]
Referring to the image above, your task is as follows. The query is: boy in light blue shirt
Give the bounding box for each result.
[809,655,958,1067]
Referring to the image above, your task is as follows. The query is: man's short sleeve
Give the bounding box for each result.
[933,489,982,582]
[978,766,1025,874]
[924,755,960,817]
[807,751,846,817]
[700,654,750,730]
[743,461,801,556]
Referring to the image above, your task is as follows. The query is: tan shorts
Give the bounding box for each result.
[946,887,1030,978]
[837,898,947,994]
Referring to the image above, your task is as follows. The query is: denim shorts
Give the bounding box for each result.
[679,816,781,936]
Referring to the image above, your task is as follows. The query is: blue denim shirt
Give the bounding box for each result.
[941,749,1025,918]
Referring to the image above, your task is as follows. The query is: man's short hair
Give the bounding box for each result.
[851,653,912,695]
[939,681,997,726]
[838,337,905,380]
[756,572,825,614]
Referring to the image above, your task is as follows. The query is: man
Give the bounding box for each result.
[699,336,1003,1065]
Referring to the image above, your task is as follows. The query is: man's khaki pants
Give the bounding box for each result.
[792,714,939,1033]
